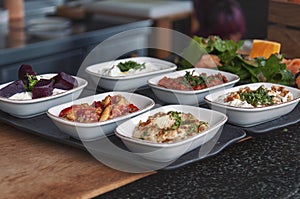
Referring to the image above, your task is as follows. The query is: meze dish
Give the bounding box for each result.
[217,85,293,108]
[158,70,228,91]
[99,60,148,77]
[115,105,227,162]
[59,94,139,123]
[0,64,78,99]
[0,64,87,118]
[85,57,177,91]
[148,68,239,105]
[47,92,155,141]
[133,111,209,143]
[204,83,300,127]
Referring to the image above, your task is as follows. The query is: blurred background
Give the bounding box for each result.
[1,0,296,84]
[0,0,268,39]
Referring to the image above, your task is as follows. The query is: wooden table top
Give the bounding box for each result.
[0,122,154,199]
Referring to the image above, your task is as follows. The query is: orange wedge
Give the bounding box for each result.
[249,39,281,59]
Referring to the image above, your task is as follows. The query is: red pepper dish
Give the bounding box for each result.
[59,94,139,123]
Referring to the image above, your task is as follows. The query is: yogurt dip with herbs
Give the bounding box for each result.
[99,60,164,77]
[8,88,66,100]
[217,85,293,108]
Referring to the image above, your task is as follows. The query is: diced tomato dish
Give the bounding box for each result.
[158,71,228,91]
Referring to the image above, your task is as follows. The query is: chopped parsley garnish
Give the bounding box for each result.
[116,61,146,72]
[239,86,274,107]
[168,111,182,130]
[26,74,38,92]
[143,131,148,136]
[188,123,197,133]
[182,70,206,87]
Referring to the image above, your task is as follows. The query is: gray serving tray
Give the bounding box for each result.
[240,103,300,134]
[200,102,300,134]
[0,110,246,170]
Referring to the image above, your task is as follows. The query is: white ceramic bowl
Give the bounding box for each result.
[85,57,177,91]
[47,92,155,141]
[0,74,87,118]
[115,105,227,162]
[204,82,300,127]
[148,68,240,105]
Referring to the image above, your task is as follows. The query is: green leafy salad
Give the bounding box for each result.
[180,36,295,86]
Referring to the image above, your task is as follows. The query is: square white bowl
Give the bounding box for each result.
[204,82,300,127]
[148,68,240,105]
[47,91,155,141]
[115,105,227,162]
[0,74,88,118]
[85,56,177,91]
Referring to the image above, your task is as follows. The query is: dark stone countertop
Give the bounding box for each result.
[96,123,300,199]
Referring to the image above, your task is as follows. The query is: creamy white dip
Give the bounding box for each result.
[9,92,33,100]
[9,88,66,100]
[99,62,164,77]
[216,85,293,108]
[216,96,254,108]
[267,89,292,104]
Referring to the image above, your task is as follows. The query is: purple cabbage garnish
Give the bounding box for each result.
[0,80,26,98]
[52,72,78,90]
[32,79,54,99]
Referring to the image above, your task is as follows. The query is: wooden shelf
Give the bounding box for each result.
[268,0,300,58]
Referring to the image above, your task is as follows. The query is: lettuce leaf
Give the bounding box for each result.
[242,54,294,86]
[180,36,295,86]
[180,36,243,70]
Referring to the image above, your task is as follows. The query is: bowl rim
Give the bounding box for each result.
[0,74,88,105]
[147,68,240,94]
[204,82,300,112]
[85,56,177,80]
[47,91,156,127]
[115,104,228,148]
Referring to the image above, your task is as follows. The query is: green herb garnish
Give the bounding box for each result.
[239,86,274,107]
[26,74,38,92]
[180,35,243,70]
[116,61,146,72]
[188,123,197,133]
[143,131,148,136]
[182,70,206,87]
[168,111,182,130]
